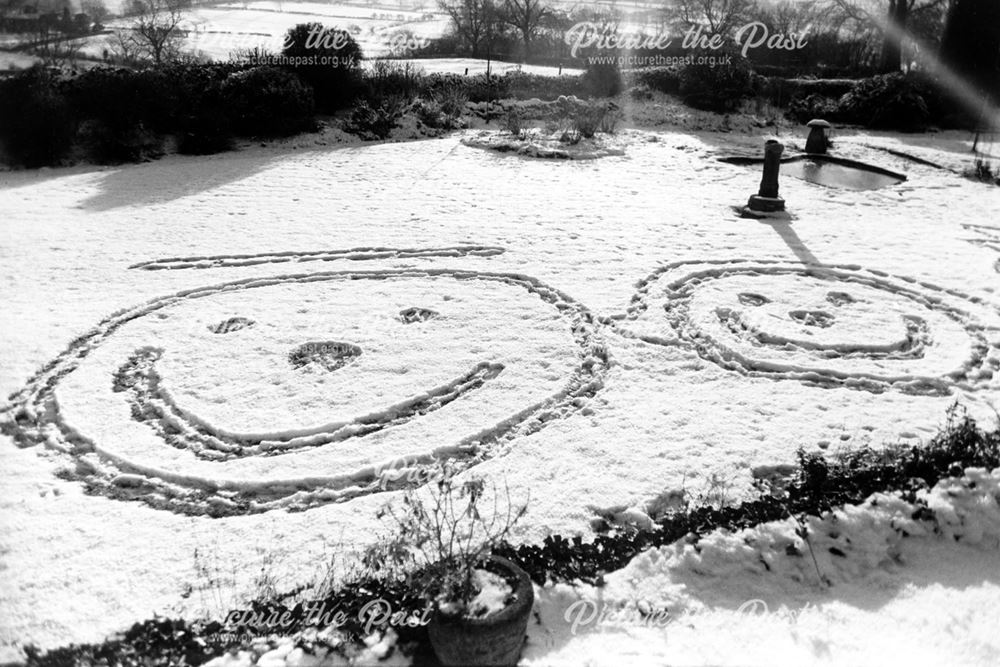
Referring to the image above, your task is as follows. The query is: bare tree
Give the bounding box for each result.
[828,0,948,71]
[81,0,111,24]
[107,27,145,64]
[35,32,83,68]
[438,0,499,57]
[757,0,829,33]
[128,0,189,64]
[0,0,18,30]
[501,0,550,60]
[667,0,758,37]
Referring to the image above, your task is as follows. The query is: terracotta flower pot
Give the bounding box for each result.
[427,556,535,667]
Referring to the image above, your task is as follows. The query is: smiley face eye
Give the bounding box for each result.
[737,293,770,307]
[826,291,856,306]
[289,341,363,372]
[399,307,439,324]
[208,317,255,334]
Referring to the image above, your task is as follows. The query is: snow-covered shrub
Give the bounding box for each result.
[282,23,363,111]
[583,60,624,98]
[785,93,840,123]
[414,85,467,130]
[464,73,510,103]
[347,96,407,140]
[0,67,75,168]
[415,98,447,128]
[678,51,753,112]
[629,84,655,100]
[363,466,528,618]
[68,68,170,164]
[572,104,603,138]
[630,66,680,95]
[422,71,466,96]
[963,158,999,185]
[504,71,586,100]
[221,66,315,138]
[503,107,525,136]
[77,120,164,165]
[435,84,468,118]
[599,102,622,133]
[69,67,172,131]
[147,63,246,155]
[834,72,937,131]
[176,84,234,155]
[364,59,425,104]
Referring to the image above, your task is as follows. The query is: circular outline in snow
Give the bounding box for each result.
[620,259,998,395]
[1,269,608,517]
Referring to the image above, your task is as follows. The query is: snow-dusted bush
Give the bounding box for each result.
[435,84,469,118]
[415,96,464,131]
[364,59,425,104]
[583,61,624,98]
[503,107,525,136]
[630,66,680,95]
[68,68,169,164]
[834,72,938,131]
[0,67,75,168]
[963,158,999,185]
[221,66,315,138]
[363,467,528,618]
[176,84,234,156]
[69,67,172,131]
[282,23,363,111]
[464,73,510,103]
[678,52,753,112]
[347,96,408,140]
[504,71,586,100]
[572,104,603,138]
[785,92,840,123]
[415,98,447,128]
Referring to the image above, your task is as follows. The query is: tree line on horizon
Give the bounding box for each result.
[429,0,998,92]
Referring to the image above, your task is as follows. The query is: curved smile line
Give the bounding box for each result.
[113,347,505,461]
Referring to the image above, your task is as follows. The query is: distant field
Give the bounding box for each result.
[1,0,667,71]
[95,1,452,60]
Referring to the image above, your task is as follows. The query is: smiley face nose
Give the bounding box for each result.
[788,309,835,328]
[289,341,363,372]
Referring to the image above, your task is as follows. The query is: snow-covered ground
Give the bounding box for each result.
[0,50,42,71]
[1,124,999,663]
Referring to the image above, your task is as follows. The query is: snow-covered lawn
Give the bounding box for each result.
[1,125,999,664]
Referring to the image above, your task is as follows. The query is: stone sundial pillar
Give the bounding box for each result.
[747,139,786,212]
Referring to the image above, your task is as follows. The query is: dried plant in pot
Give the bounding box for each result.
[365,466,532,667]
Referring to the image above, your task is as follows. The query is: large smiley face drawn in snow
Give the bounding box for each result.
[619,259,1000,395]
[2,259,609,516]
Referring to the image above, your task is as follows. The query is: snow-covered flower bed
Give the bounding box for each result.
[178,465,1000,667]
[461,129,629,161]
[527,466,1000,666]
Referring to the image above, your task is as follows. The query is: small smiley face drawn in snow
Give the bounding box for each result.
[620,259,999,395]
[3,267,607,516]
